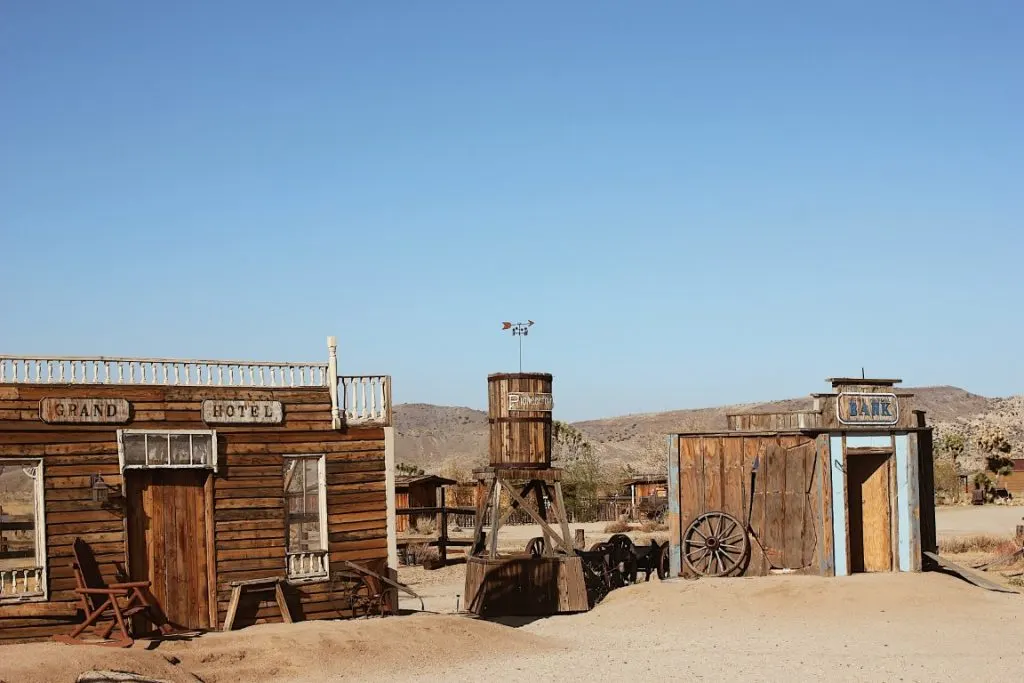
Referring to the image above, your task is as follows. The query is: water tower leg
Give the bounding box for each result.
[551,482,574,553]
[534,482,553,557]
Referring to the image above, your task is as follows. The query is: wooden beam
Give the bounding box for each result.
[500,477,574,554]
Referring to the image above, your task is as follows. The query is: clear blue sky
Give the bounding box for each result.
[2,2,1021,421]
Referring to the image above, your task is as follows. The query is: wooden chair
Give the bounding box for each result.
[53,537,172,648]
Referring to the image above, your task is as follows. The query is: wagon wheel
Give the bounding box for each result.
[525,536,546,558]
[656,542,670,580]
[682,511,749,577]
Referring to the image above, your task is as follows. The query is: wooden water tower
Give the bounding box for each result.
[487,372,553,468]
[464,372,589,616]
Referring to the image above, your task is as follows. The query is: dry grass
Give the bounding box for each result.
[640,520,668,533]
[414,518,437,535]
[603,521,631,533]
[939,534,1018,555]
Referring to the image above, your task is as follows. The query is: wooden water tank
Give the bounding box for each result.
[487,372,553,469]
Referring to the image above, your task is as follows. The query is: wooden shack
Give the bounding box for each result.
[0,338,394,644]
[999,459,1024,499]
[625,474,668,521]
[666,377,936,579]
[394,474,456,533]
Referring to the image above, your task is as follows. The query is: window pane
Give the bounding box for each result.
[123,435,146,465]
[284,457,323,557]
[191,434,212,465]
[169,435,191,465]
[146,435,169,466]
[0,464,38,572]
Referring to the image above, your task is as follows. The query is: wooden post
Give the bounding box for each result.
[534,481,553,557]
[1016,524,1024,546]
[574,528,585,550]
[489,477,503,558]
[327,336,341,430]
[439,487,449,566]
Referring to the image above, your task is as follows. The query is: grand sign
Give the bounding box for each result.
[836,392,899,425]
[507,392,554,412]
[202,400,283,424]
[39,398,131,424]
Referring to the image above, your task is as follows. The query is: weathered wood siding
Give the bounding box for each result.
[0,384,387,643]
[632,482,666,498]
[487,373,552,468]
[394,484,437,533]
[726,411,822,431]
[675,433,826,577]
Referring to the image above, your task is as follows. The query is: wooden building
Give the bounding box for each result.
[1000,459,1024,498]
[0,338,395,644]
[394,474,456,533]
[625,474,667,520]
[666,377,936,579]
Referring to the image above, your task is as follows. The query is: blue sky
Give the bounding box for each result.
[2,2,1021,421]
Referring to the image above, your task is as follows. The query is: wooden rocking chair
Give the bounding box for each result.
[53,537,173,648]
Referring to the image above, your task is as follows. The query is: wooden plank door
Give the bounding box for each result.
[847,453,892,573]
[127,470,211,630]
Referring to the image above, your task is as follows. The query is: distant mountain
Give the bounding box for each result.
[394,386,1015,477]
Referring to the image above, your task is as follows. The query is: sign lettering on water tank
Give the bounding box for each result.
[836,392,899,425]
[507,392,553,412]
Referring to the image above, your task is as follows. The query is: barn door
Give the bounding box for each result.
[126,470,212,630]
[847,452,893,573]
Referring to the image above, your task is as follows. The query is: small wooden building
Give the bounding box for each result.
[0,338,394,643]
[394,474,456,533]
[666,377,936,578]
[999,459,1024,498]
[617,474,667,521]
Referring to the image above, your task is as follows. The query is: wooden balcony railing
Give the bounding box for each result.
[0,567,46,602]
[286,551,329,581]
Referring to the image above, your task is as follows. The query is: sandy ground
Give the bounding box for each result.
[2,573,1021,683]
[4,509,1023,682]
[935,504,1024,538]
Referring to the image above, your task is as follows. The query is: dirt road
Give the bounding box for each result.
[3,572,1020,682]
[936,504,1024,538]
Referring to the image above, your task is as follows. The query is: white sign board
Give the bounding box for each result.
[507,392,553,412]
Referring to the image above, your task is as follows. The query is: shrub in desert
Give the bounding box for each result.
[604,520,630,533]
[939,534,1017,555]
[414,517,437,535]
[640,520,668,533]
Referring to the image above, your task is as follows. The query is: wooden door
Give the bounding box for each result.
[127,470,211,630]
[847,453,892,573]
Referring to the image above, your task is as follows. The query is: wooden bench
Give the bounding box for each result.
[222,577,294,631]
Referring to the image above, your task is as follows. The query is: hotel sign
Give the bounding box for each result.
[836,392,899,426]
[508,392,553,412]
[39,398,131,424]
[202,400,283,424]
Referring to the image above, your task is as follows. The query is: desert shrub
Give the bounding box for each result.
[933,458,962,503]
[405,543,439,565]
[939,534,1017,555]
[604,520,630,533]
[641,520,668,533]
[414,517,437,535]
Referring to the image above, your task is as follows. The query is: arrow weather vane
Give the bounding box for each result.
[501,320,534,373]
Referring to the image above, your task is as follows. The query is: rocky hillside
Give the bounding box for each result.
[394,386,1017,478]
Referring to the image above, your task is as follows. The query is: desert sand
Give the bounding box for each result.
[2,507,1023,682]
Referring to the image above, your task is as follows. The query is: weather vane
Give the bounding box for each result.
[501,320,534,373]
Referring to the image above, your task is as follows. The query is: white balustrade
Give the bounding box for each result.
[0,567,45,601]
[287,551,328,580]
[340,375,391,425]
[0,356,328,388]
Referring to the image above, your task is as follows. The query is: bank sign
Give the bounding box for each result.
[836,392,899,425]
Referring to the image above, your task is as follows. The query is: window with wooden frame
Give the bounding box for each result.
[283,455,328,581]
[0,460,47,603]
[116,430,218,471]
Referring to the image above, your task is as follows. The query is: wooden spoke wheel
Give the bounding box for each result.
[525,536,547,558]
[682,511,749,577]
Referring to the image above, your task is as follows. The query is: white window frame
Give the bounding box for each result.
[283,454,329,583]
[0,458,48,604]
[116,429,219,472]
